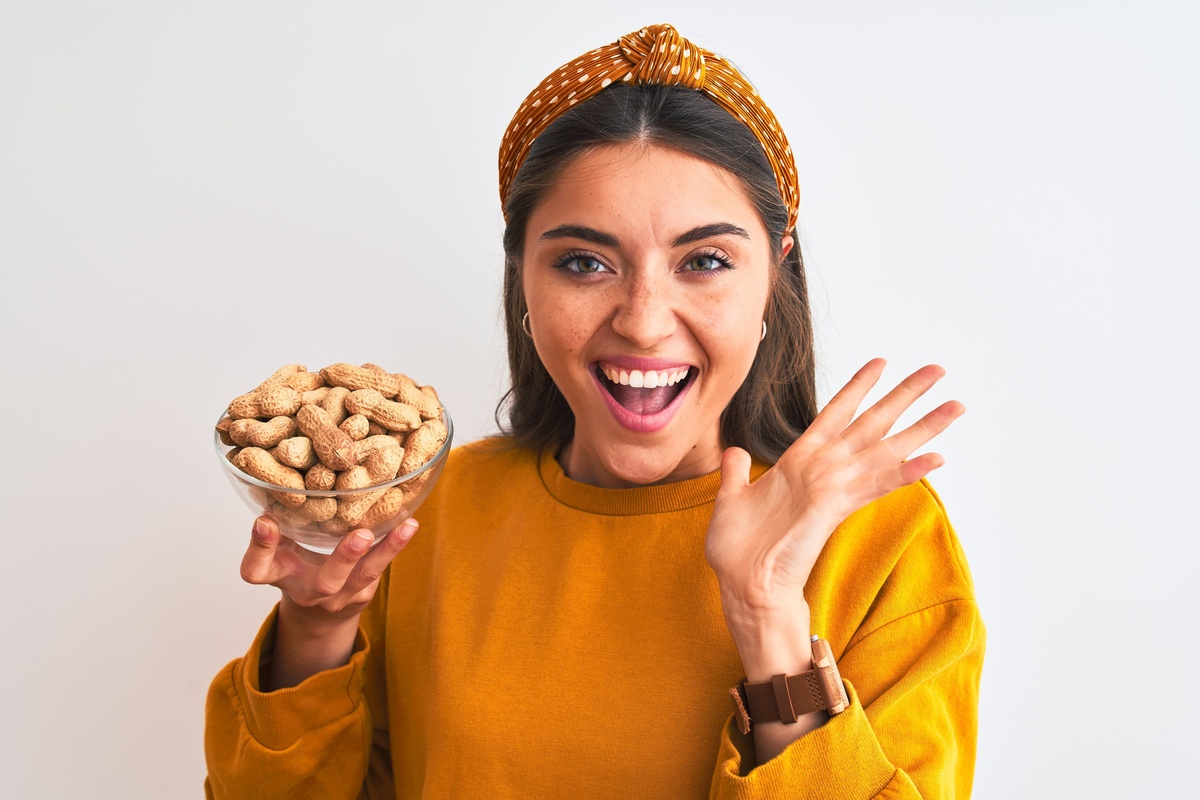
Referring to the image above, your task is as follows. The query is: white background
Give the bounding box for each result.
[2,1,1196,797]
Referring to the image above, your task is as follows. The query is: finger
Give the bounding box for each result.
[310,529,376,597]
[717,447,753,496]
[240,516,287,585]
[840,364,946,451]
[805,359,887,444]
[343,518,420,596]
[866,400,965,467]
[897,452,946,485]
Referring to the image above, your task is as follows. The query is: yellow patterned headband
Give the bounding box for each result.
[498,23,800,234]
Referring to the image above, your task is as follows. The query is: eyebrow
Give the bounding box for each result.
[538,222,751,248]
[671,222,751,246]
[539,225,620,247]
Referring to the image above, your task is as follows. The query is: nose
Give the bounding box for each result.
[609,273,677,348]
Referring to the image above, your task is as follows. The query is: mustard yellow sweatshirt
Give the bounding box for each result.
[206,441,984,798]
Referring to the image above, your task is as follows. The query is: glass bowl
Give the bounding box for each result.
[214,408,453,554]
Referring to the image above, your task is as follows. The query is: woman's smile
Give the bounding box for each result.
[521,142,784,488]
[591,356,697,432]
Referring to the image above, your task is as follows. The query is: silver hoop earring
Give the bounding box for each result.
[760,320,767,342]
[522,312,532,337]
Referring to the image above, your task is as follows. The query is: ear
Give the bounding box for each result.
[779,233,794,261]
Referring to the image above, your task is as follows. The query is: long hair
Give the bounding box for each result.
[496,84,816,464]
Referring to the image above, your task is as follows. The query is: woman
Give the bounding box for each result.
[206,24,984,799]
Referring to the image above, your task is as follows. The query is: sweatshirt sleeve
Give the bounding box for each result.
[708,597,985,799]
[203,571,394,800]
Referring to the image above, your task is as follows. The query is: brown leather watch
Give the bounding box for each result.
[729,635,850,735]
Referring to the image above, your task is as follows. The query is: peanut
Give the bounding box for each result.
[215,416,236,446]
[319,517,353,535]
[358,487,407,529]
[296,404,358,470]
[363,445,402,485]
[305,463,337,491]
[356,434,402,463]
[340,414,369,441]
[285,371,326,393]
[394,373,443,420]
[345,389,420,432]
[301,386,330,406]
[400,420,444,476]
[295,403,333,437]
[313,426,358,471]
[297,496,337,522]
[228,384,302,420]
[274,436,317,470]
[319,386,350,426]
[229,416,297,448]
[237,447,306,507]
[321,363,401,398]
[334,465,386,525]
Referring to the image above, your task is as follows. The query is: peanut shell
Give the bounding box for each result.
[321,363,401,398]
[345,389,420,433]
[312,425,358,471]
[229,416,296,448]
[305,463,337,492]
[340,414,370,441]
[238,447,306,507]
[274,436,316,470]
[357,488,407,529]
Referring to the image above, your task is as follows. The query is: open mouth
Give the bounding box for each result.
[593,361,695,420]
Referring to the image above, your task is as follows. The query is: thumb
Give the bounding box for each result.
[718,447,753,496]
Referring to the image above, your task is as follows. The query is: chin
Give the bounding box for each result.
[592,439,708,487]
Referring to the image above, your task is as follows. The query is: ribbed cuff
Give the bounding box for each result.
[712,680,897,800]
[232,605,370,751]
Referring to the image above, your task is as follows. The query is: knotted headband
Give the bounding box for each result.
[498,23,800,233]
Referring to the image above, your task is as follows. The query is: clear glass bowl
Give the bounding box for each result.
[214,409,453,554]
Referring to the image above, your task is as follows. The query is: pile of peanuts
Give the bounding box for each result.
[217,363,447,534]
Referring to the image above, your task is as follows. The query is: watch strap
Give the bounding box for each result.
[729,636,849,735]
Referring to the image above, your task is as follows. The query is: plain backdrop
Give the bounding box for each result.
[2,1,1197,797]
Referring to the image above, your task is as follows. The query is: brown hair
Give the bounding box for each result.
[496,84,817,464]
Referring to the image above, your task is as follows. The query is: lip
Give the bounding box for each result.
[597,355,696,372]
[589,360,696,434]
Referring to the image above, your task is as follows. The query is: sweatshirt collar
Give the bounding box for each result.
[537,448,768,516]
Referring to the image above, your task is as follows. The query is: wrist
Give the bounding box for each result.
[265,596,363,691]
[721,600,814,683]
[278,594,363,638]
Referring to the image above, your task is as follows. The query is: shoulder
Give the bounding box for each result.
[809,479,979,645]
[441,436,538,479]
[422,436,542,508]
[839,479,971,589]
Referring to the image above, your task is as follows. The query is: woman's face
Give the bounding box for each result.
[522,143,788,488]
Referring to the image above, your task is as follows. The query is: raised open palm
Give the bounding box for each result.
[705,359,965,617]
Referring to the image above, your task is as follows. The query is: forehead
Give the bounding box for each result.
[526,143,766,242]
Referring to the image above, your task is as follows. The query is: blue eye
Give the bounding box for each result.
[552,252,610,275]
[683,252,733,273]
[569,257,605,273]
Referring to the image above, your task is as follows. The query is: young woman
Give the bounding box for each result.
[206,24,984,799]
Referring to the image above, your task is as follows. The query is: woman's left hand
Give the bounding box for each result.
[705,359,965,635]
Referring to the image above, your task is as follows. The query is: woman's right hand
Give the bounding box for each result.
[239,516,420,690]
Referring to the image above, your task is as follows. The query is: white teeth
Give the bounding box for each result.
[601,364,691,387]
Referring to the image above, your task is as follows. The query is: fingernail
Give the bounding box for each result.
[349,531,372,552]
[397,519,419,541]
[253,519,270,541]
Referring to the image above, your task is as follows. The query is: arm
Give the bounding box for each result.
[203,518,418,800]
[706,361,978,796]
[710,597,985,799]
